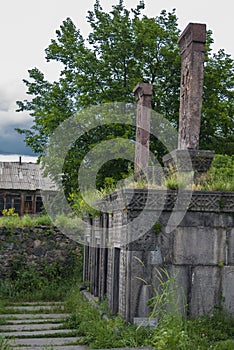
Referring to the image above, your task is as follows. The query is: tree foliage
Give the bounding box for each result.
[16,0,234,193]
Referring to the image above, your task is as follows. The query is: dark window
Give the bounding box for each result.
[24,195,33,213]
[13,197,21,215]
[0,195,4,214]
[4,194,21,214]
[6,195,13,209]
[113,248,120,314]
[36,196,43,213]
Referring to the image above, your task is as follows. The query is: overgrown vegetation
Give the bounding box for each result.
[0,243,234,349]
[64,288,151,349]
[0,211,53,228]
[197,154,234,192]
[0,336,12,350]
[62,265,234,350]
[0,251,83,302]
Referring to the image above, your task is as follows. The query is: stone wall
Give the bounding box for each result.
[0,226,81,279]
[83,189,234,322]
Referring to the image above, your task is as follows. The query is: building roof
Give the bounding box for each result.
[0,161,56,191]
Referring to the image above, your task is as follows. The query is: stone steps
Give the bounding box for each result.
[0,302,87,349]
[0,302,153,349]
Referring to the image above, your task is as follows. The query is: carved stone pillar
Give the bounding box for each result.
[178,23,206,150]
[133,82,153,176]
[163,23,214,178]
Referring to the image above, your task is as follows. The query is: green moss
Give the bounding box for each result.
[153,221,162,236]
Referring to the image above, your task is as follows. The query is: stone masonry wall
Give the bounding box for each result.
[0,226,81,279]
[83,190,234,322]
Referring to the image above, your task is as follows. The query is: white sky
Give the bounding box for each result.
[0,0,233,156]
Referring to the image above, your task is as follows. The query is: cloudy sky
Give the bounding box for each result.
[0,0,233,160]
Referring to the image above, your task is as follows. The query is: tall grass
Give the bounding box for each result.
[0,214,53,228]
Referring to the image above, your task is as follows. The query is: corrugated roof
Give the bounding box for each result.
[0,162,56,191]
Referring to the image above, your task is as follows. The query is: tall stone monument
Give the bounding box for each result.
[133,82,153,175]
[178,23,206,150]
[163,23,214,176]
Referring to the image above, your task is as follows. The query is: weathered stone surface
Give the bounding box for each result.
[133,82,152,175]
[148,248,163,265]
[190,267,221,316]
[228,228,234,264]
[173,227,226,265]
[8,337,82,347]
[0,226,81,279]
[0,313,69,319]
[163,149,214,176]
[125,250,145,321]
[222,266,234,314]
[178,23,206,150]
[1,328,74,337]
[133,317,157,327]
[137,284,152,317]
[179,212,234,228]
[0,323,63,331]
[167,265,189,316]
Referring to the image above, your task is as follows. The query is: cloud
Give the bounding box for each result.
[0,98,9,112]
[0,79,35,155]
[0,123,35,156]
[0,79,33,128]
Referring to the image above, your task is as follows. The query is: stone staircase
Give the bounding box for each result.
[0,302,87,349]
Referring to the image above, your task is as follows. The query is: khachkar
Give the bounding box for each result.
[163,23,214,177]
[133,82,153,176]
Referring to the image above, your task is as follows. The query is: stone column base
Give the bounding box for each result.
[163,149,215,179]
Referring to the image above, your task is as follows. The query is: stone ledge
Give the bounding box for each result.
[96,189,234,213]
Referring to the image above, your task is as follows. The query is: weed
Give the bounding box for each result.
[152,221,162,236]
[0,252,83,302]
[64,287,151,349]
[0,336,12,349]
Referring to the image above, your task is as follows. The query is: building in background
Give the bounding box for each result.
[0,158,55,216]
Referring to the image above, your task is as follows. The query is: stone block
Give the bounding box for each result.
[133,317,158,327]
[173,227,226,265]
[190,267,221,316]
[168,266,189,316]
[180,212,234,231]
[148,248,163,265]
[137,284,152,317]
[125,250,145,321]
[222,266,234,315]
[228,228,234,265]
[150,265,189,317]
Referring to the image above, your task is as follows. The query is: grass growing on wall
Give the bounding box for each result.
[0,212,53,228]
[198,154,234,192]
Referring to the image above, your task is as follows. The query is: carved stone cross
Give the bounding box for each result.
[178,23,206,150]
[163,22,214,177]
[133,82,153,175]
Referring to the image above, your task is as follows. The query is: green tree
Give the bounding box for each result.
[202,49,234,155]
[16,0,234,194]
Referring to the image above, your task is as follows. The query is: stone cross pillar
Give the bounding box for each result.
[178,23,206,150]
[133,82,153,175]
[163,23,214,178]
